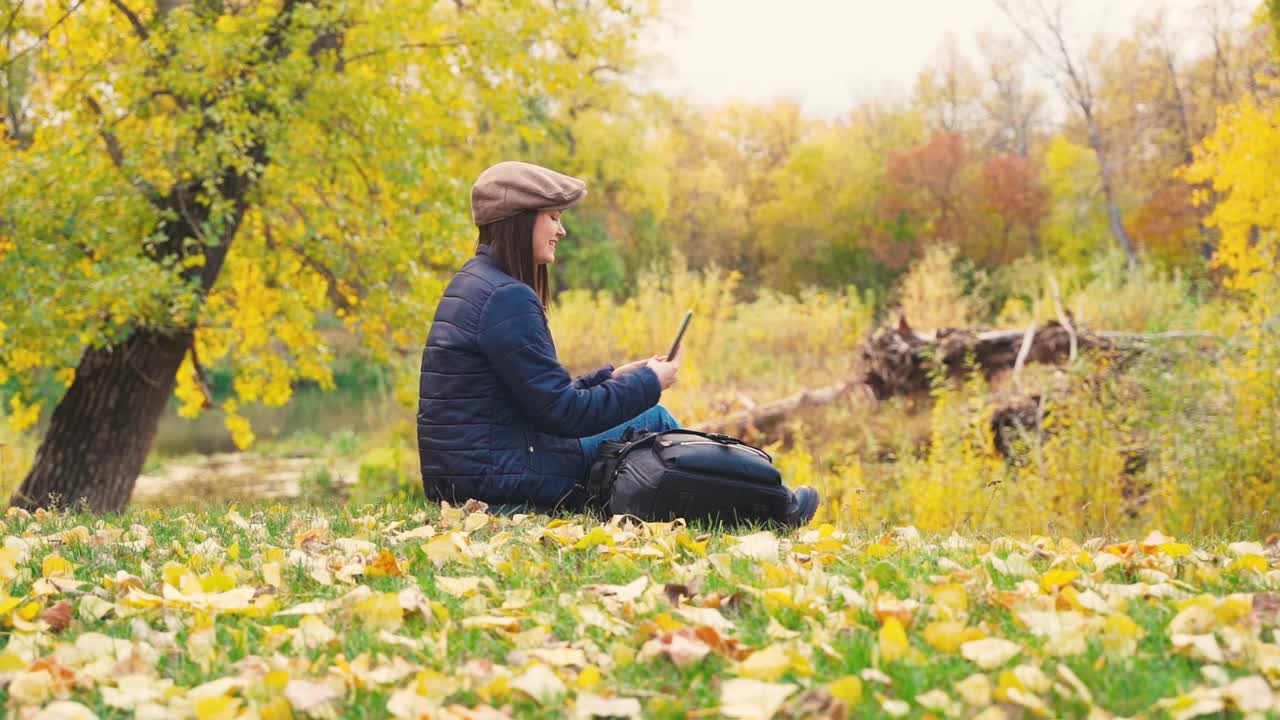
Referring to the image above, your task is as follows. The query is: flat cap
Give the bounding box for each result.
[471,161,587,227]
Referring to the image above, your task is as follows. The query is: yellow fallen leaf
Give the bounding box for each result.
[923,621,982,654]
[193,695,241,720]
[1229,554,1268,574]
[1039,569,1080,593]
[879,616,910,663]
[7,669,54,705]
[676,532,708,557]
[354,592,404,631]
[259,697,292,720]
[572,527,615,551]
[931,583,969,614]
[954,673,992,706]
[863,542,897,559]
[41,555,75,578]
[735,644,790,681]
[424,533,465,566]
[0,593,22,615]
[827,675,863,705]
[17,600,42,620]
[0,652,28,671]
[1170,603,1217,635]
[1159,542,1192,558]
[574,665,602,690]
[960,638,1021,670]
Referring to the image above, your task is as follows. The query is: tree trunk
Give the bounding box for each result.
[10,328,192,513]
[1086,117,1139,267]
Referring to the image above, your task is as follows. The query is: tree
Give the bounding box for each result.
[978,153,1049,261]
[753,103,923,291]
[884,131,976,254]
[996,0,1139,266]
[0,0,658,512]
[913,34,982,135]
[975,32,1045,157]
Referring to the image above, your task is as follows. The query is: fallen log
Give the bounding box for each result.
[699,318,1208,438]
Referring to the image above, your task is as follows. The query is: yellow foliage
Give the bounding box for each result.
[897,244,984,329]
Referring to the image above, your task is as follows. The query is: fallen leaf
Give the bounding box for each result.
[954,673,992,706]
[277,679,338,714]
[638,628,711,667]
[735,643,790,681]
[878,616,910,663]
[730,531,781,562]
[719,678,798,720]
[572,693,642,720]
[960,638,1021,670]
[510,663,565,705]
[461,615,521,633]
[436,576,485,598]
[675,605,734,632]
[29,701,101,720]
[7,669,55,704]
[1221,675,1272,712]
[42,600,73,633]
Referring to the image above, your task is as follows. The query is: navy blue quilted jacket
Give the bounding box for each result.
[417,245,662,508]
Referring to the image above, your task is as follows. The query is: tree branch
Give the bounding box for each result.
[0,0,89,73]
[108,0,149,41]
[345,39,464,65]
[82,94,164,205]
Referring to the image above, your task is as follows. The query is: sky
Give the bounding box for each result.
[640,0,1233,118]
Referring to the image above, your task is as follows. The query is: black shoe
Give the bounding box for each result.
[784,486,819,528]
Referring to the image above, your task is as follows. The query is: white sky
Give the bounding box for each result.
[640,0,1236,118]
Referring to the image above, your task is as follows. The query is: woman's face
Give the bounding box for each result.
[532,210,566,265]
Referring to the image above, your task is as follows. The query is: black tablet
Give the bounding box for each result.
[667,309,692,360]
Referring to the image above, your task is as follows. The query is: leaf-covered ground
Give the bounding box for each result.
[0,503,1278,719]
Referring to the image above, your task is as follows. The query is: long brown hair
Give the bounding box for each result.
[477,210,550,309]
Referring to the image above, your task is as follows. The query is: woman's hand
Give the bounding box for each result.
[645,354,680,390]
[613,358,651,377]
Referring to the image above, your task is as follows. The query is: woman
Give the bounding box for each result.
[417,161,818,525]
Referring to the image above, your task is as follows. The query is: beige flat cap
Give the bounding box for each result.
[471,161,587,227]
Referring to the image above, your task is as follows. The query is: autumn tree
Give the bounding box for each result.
[884,131,976,255]
[975,32,1045,157]
[978,154,1049,261]
[996,0,1139,266]
[753,103,923,291]
[0,0,658,512]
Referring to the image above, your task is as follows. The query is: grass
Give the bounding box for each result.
[1,501,1277,718]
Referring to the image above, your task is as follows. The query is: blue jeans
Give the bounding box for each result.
[579,404,681,469]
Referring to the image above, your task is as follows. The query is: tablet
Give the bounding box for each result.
[667,309,692,360]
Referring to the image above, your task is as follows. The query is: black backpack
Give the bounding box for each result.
[576,428,790,525]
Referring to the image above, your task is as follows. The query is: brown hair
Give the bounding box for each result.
[477,210,550,309]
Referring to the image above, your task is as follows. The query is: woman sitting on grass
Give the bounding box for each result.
[417,161,818,526]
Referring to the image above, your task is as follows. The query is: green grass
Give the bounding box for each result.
[0,501,1276,718]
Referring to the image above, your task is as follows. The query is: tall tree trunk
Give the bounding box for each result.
[11,328,192,513]
[1086,117,1139,267]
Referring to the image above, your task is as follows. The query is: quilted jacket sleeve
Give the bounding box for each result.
[571,366,615,390]
[477,283,661,438]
